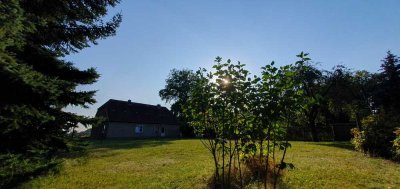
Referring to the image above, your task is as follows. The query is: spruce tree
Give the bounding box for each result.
[0,0,121,185]
[378,51,400,113]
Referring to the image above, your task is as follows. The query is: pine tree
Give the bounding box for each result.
[378,51,400,113]
[0,0,121,185]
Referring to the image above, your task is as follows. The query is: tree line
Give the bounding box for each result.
[160,51,400,188]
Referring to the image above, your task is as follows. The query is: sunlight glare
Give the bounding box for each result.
[222,78,229,85]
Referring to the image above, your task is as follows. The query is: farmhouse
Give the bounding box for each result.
[91,99,180,138]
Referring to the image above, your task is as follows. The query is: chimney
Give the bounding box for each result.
[128,99,132,103]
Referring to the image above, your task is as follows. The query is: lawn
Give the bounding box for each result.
[20,139,400,189]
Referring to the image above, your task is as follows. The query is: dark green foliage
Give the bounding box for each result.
[348,70,378,127]
[0,0,121,187]
[376,51,400,113]
[159,69,200,136]
[184,53,306,188]
[393,128,400,161]
[295,62,332,141]
[295,63,378,141]
[350,52,400,161]
[351,112,400,159]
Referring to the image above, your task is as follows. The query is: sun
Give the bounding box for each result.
[222,78,229,85]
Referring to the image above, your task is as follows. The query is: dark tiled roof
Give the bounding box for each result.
[96,99,178,125]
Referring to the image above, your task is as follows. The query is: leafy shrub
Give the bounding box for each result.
[350,128,364,152]
[351,112,400,160]
[393,128,400,161]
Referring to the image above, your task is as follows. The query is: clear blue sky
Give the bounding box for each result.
[66,0,400,121]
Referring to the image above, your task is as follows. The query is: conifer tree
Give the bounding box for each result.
[378,51,400,113]
[0,0,121,185]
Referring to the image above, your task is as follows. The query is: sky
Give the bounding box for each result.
[66,0,400,126]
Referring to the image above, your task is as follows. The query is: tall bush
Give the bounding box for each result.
[351,112,400,159]
[184,53,307,188]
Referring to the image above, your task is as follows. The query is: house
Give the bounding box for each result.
[91,99,180,138]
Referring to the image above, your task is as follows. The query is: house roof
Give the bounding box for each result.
[96,99,178,125]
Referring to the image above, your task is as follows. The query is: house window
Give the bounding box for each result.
[135,124,143,134]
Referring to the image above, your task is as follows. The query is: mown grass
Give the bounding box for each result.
[281,142,400,189]
[20,139,400,189]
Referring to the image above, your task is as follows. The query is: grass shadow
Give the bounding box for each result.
[87,138,176,150]
[313,141,355,151]
[6,138,177,188]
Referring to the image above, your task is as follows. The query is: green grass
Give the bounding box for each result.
[20,140,400,189]
[281,142,400,189]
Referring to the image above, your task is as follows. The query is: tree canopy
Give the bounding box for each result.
[159,69,200,136]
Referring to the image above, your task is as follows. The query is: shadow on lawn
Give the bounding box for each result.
[88,138,176,150]
[7,139,176,189]
[59,139,177,162]
[313,141,355,151]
